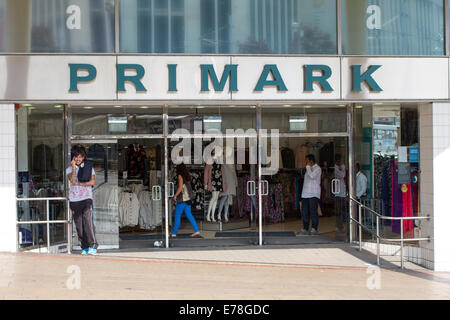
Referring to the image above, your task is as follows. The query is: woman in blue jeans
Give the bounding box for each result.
[171,164,200,238]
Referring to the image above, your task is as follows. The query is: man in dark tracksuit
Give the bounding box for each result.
[67,145,98,255]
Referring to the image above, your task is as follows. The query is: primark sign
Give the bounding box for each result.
[0,56,448,100]
[69,62,382,95]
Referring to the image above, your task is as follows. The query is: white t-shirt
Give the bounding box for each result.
[301,164,322,199]
[356,171,368,198]
[66,166,95,202]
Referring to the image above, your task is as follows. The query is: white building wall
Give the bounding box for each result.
[431,102,450,271]
[420,102,450,271]
[0,104,17,252]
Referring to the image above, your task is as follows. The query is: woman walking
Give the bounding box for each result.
[171,163,200,238]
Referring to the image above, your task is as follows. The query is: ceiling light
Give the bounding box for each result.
[304,105,312,109]
[83,106,94,109]
[140,106,149,109]
[356,105,363,109]
[283,104,292,107]
[22,104,32,107]
[113,105,122,108]
[54,105,63,108]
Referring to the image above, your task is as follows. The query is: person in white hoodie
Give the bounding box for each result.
[334,154,347,233]
[299,154,322,235]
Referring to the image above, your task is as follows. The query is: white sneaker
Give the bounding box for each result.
[310,228,319,235]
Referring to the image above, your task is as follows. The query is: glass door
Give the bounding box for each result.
[69,139,119,251]
[116,138,166,249]
[260,105,350,245]
[167,105,260,247]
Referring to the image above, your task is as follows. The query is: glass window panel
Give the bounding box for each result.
[168,105,257,134]
[342,0,444,55]
[72,106,164,135]
[261,105,348,134]
[353,103,420,242]
[0,0,115,53]
[50,223,68,246]
[18,224,47,249]
[16,104,65,199]
[119,0,337,54]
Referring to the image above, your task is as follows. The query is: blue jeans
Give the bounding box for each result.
[172,202,199,235]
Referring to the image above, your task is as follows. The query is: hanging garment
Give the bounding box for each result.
[281,148,295,169]
[127,144,147,178]
[268,183,284,223]
[118,192,140,227]
[32,144,54,176]
[138,191,154,230]
[221,164,237,204]
[209,162,223,192]
[295,175,303,211]
[391,162,403,234]
[295,145,310,169]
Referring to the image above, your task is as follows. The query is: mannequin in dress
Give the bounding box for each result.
[204,148,223,222]
[217,147,237,222]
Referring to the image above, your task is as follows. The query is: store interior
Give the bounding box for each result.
[93,135,350,245]
[15,103,421,250]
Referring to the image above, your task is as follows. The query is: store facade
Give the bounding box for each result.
[0,0,449,271]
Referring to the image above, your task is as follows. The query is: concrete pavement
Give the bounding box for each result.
[1,243,450,300]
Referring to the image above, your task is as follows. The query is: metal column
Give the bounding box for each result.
[347,104,355,244]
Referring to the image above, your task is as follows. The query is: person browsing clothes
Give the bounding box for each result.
[66,144,98,255]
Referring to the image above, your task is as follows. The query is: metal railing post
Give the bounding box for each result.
[358,204,362,251]
[376,215,380,266]
[400,219,404,270]
[349,197,353,243]
[46,199,50,252]
[67,200,72,254]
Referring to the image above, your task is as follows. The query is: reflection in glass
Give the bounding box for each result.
[120,0,337,54]
[18,224,46,249]
[16,104,65,199]
[0,0,115,53]
[262,105,347,133]
[17,200,67,222]
[168,106,257,134]
[353,103,420,243]
[72,106,164,135]
[342,0,444,55]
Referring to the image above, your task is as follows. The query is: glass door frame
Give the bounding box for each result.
[66,103,355,250]
[257,104,354,245]
[66,103,169,249]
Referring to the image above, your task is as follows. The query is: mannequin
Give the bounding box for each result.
[204,149,223,222]
[217,147,237,222]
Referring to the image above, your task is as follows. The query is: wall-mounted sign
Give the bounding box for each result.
[0,56,448,101]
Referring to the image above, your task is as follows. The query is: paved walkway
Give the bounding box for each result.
[1,243,450,300]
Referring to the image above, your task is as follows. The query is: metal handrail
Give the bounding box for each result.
[349,196,431,269]
[16,197,70,253]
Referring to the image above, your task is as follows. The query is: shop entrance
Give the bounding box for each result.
[68,104,352,251]
[260,136,349,244]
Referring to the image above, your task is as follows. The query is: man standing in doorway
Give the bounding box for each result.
[299,154,322,235]
[334,154,347,233]
[67,144,98,255]
[356,163,368,201]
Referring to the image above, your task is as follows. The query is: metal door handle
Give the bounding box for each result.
[247,181,256,196]
[152,185,162,201]
[261,180,269,196]
[168,182,175,198]
[331,178,341,195]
